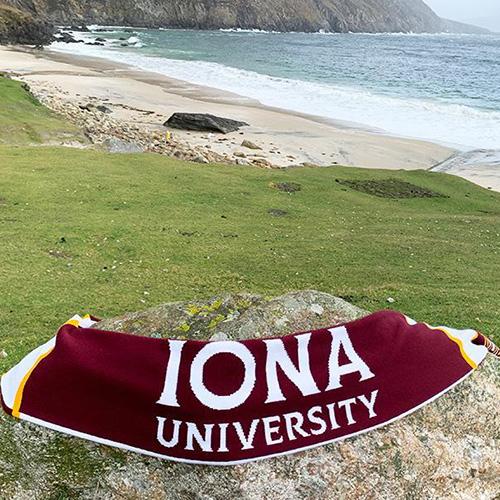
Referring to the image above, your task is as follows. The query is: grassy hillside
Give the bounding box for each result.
[0,76,499,376]
[0,75,84,144]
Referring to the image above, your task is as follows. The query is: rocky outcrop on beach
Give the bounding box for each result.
[0,290,498,498]
[15,80,280,167]
[33,91,230,164]
[0,3,53,45]
[431,150,500,192]
[165,113,249,134]
[2,0,488,34]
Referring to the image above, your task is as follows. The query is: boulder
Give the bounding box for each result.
[103,138,144,154]
[96,104,112,114]
[241,139,262,150]
[164,113,249,134]
[57,31,78,43]
[0,291,498,498]
[70,25,89,32]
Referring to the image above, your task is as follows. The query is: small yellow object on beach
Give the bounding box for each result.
[166,131,172,142]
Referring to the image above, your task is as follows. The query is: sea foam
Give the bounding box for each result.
[50,40,500,151]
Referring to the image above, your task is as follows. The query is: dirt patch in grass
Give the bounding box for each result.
[268,208,288,217]
[335,178,447,199]
[48,249,72,259]
[269,181,302,193]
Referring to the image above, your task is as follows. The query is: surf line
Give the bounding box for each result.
[156,389,378,453]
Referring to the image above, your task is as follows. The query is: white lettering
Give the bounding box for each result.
[262,415,283,445]
[218,423,229,452]
[307,406,327,435]
[156,417,181,448]
[326,327,375,391]
[338,397,357,425]
[156,340,185,407]
[190,342,256,410]
[284,411,310,440]
[326,402,341,430]
[358,390,379,418]
[185,422,214,452]
[264,333,320,403]
[233,420,260,450]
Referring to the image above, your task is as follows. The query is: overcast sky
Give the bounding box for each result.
[425,0,500,31]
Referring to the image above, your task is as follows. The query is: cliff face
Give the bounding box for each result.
[0,0,488,34]
[0,3,53,44]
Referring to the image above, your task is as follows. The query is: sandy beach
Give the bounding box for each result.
[1,45,459,167]
[2,43,499,192]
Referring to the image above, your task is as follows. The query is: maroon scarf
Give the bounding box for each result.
[1,310,491,465]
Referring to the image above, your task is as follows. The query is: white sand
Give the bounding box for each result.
[0,45,459,172]
[10,44,499,194]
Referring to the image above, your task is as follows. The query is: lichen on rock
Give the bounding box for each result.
[0,291,498,498]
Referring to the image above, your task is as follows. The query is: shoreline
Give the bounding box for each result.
[0,43,484,176]
[45,46,388,136]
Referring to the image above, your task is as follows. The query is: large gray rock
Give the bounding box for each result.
[103,138,144,154]
[165,113,249,134]
[0,291,498,499]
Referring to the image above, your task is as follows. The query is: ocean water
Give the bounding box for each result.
[52,28,500,150]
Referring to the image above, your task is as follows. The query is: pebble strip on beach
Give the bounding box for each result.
[28,82,279,169]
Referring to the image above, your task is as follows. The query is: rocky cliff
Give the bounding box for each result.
[0,3,53,45]
[1,0,488,34]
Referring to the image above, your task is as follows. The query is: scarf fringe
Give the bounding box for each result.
[475,333,500,359]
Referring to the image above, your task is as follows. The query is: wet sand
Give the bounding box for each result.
[0,45,458,171]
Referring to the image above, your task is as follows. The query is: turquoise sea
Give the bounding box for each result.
[52,28,500,150]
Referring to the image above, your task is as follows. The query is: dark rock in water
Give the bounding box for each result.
[165,113,249,134]
[95,36,106,42]
[118,37,127,40]
[70,24,89,32]
[0,4,54,45]
[58,31,78,43]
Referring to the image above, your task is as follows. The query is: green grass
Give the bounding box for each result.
[0,76,85,145]
[0,145,499,372]
[0,74,499,375]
